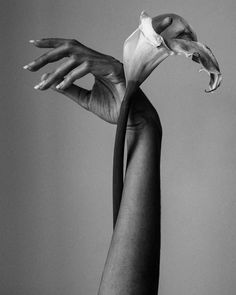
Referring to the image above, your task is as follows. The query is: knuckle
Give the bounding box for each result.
[65,39,78,50]
[65,73,73,82]
[54,67,62,76]
[70,55,79,64]
[37,53,47,64]
[30,57,45,71]
[83,60,91,70]
[67,68,79,81]
[64,42,72,52]
[41,73,50,81]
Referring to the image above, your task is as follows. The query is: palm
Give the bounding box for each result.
[88,56,125,124]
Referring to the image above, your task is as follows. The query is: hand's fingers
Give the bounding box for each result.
[37,72,91,110]
[31,38,78,48]
[153,16,173,34]
[41,73,50,81]
[55,83,91,110]
[55,61,90,90]
[24,44,75,72]
[35,58,78,90]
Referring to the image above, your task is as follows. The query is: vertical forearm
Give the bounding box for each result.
[99,105,162,294]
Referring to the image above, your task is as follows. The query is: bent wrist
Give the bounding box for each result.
[127,88,162,135]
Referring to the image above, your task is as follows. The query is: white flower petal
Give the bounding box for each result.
[123,12,171,84]
[139,11,164,47]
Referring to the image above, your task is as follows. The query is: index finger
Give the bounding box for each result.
[30,38,76,48]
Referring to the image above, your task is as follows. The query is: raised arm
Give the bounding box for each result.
[98,88,162,295]
[24,38,163,294]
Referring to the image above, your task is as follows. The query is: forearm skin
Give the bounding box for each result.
[99,93,162,295]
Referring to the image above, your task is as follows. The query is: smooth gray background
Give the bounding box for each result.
[1,0,236,294]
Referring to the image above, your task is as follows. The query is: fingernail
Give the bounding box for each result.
[56,82,64,89]
[23,62,34,70]
[34,81,45,90]
[29,39,40,44]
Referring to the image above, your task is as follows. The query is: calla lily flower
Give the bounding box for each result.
[123,11,172,86]
[123,11,222,92]
[112,12,222,226]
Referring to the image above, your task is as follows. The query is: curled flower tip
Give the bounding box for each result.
[205,72,222,93]
[167,38,222,93]
[150,13,222,93]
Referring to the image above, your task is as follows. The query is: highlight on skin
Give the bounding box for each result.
[112,11,222,226]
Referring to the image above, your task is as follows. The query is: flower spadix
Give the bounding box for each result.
[123,12,222,92]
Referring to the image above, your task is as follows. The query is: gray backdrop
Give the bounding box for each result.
[1,0,236,294]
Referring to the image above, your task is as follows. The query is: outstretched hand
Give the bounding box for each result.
[24,38,126,124]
